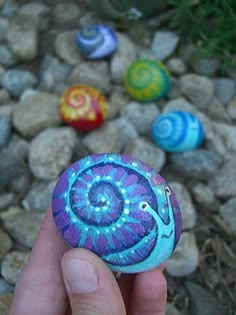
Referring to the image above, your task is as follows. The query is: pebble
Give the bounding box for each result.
[39,55,71,92]
[22,179,56,211]
[0,148,21,189]
[169,182,196,229]
[110,33,138,84]
[124,137,166,172]
[107,86,130,119]
[0,228,12,260]
[151,31,179,61]
[5,133,29,160]
[0,292,14,315]
[167,58,187,76]
[1,207,44,248]
[206,97,231,122]
[6,14,38,61]
[0,116,12,148]
[53,2,80,24]
[1,251,29,285]
[0,278,14,294]
[227,96,236,120]
[0,45,18,68]
[12,92,61,137]
[121,102,159,135]
[0,89,10,105]
[185,282,225,315]
[29,127,76,180]
[0,18,10,41]
[213,78,235,105]
[68,61,111,94]
[113,117,138,147]
[191,183,218,211]
[190,58,220,76]
[83,121,123,154]
[219,197,236,236]
[209,158,236,198]
[0,192,15,210]
[1,0,18,17]
[18,2,51,31]
[166,304,182,315]
[0,70,37,98]
[166,232,199,277]
[7,162,31,200]
[179,74,214,109]
[54,31,83,66]
[170,149,222,180]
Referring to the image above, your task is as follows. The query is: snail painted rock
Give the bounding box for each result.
[76,24,118,59]
[52,153,182,273]
[151,111,205,152]
[124,59,171,102]
[60,85,107,131]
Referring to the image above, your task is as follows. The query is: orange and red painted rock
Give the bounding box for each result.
[60,85,107,131]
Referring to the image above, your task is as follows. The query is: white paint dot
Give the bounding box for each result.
[132,162,138,167]
[119,254,123,258]
[96,176,101,180]
[112,227,116,231]
[116,182,121,186]
[122,218,126,222]
[72,173,76,177]
[106,229,109,233]
[125,199,130,204]
[85,227,89,231]
[103,206,108,210]
[101,197,106,202]
[88,184,92,188]
[95,207,100,212]
[109,157,114,161]
[106,176,112,180]
[66,206,70,211]
[131,250,135,254]
[86,160,91,165]
[117,224,121,228]
[97,230,100,234]
[121,189,126,194]
[124,209,129,215]
[64,193,67,197]
[145,240,148,243]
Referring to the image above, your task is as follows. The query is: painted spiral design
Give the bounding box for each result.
[76,24,118,59]
[52,153,182,273]
[124,59,171,102]
[151,111,205,152]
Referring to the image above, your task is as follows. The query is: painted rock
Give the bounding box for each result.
[52,153,182,273]
[151,111,205,152]
[60,85,107,131]
[124,59,171,102]
[76,24,118,59]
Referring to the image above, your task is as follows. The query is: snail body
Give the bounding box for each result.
[76,24,118,59]
[151,111,205,152]
[124,59,171,102]
[52,153,182,273]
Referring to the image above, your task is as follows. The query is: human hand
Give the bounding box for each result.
[8,207,167,315]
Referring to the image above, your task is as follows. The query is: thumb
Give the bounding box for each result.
[61,248,126,315]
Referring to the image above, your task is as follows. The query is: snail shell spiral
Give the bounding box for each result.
[151,111,205,152]
[76,24,118,59]
[52,153,182,273]
[124,59,171,102]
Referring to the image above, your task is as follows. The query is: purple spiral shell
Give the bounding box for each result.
[52,153,182,273]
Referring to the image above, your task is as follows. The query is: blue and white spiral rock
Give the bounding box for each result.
[151,111,205,152]
[52,153,182,273]
[76,24,118,59]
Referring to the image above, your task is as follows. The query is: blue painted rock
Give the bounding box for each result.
[52,153,182,273]
[76,24,118,59]
[124,59,171,102]
[151,111,205,152]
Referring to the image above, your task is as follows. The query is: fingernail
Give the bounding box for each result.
[62,258,99,293]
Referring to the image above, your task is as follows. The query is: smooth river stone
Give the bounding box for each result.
[151,111,205,152]
[60,85,107,131]
[52,153,182,273]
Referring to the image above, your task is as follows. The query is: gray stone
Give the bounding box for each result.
[213,78,235,105]
[0,0,4,8]
[0,18,10,41]
[167,58,187,76]
[170,149,222,180]
[191,183,218,211]
[0,279,14,294]
[166,232,199,277]
[113,117,138,147]
[1,251,29,285]
[68,61,110,94]
[0,45,17,68]
[83,121,123,154]
[0,89,10,105]
[52,82,70,96]
[18,2,51,31]
[54,31,83,66]
[1,70,37,98]
[12,92,61,137]
[1,207,44,248]
[0,148,22,189]
[169,182,196,229]
[39,55,71,92]
[138,48,156,60]
[22,179,56,211]
[209,158,236,198]
[1,0,18,17]
[185,282,225,315]
[179,74,214,109]
[0,192,15,210]
[6,14,38,61]
[0,292,13,315]
[219,197,236,236]
[0,116,11,148]
[191,58,220,75]
[227,96,236,120]
[107,86,130,119]
[6,133,29,160]
[151,31,179,61]
[29,127,76,180]
[206,97,231,122]
[53,2,80,24]
[124,137,166,172]
[121,102,159,135]
[0,228,12,260]
[166,303,182,315]
[110,33,138,84]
